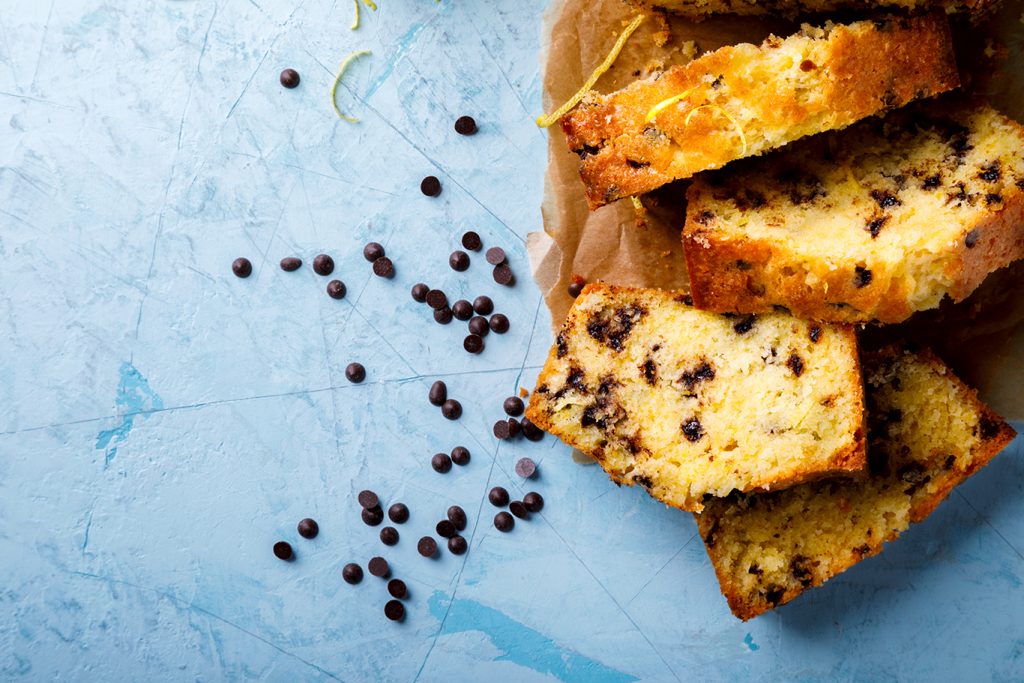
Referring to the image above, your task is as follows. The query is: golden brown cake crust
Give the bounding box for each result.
[629,0,1002,20]
[561,14,959,208]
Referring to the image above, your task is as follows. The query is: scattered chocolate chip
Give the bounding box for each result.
[380,526,399,546]
[372,256,394,279]
[279,68,300,88]
[464,334,484,354]
[493,420,511,440]
[503,396,525,417]
[452,300,473,321]
[494,511,515,532]
[733,315,755,334]
[313,254,335,276]
[384,599,405,621]
[523,492,544,513]
[426,289,448,310]
[441,399,462,420]
[345,362,366,383]
[682,418,704,442]
[854,266,873,288]
[450,446,471,466]
[965,229,980,249]
[485,247,507,265]
[489,314,509,334]
[387,578,408,600]
[421,176,442,197]
[448,535,468,555]
[342,562,363,584]
[361,506,384,526]
[232,257,252,278]
[468,316,490,336]
[368,556,390,578]
[447,506,467,531]
[786,353,804,377]
[297,518,319,539]
[429,381,448,406]
[436,520,457,538]
[799,59,816,72]
[506,418,521,438]
[388,503,409,524]
[431,452,453,473]
[433,307,453,325]
[521,418,544,441]
[358,490,380,509]
[809,326,822,343]
[462,231,482,251]
[473,296,494,315]
[327,279,347,299]
[515,457,537,479]
[488,486,510,507]
[492,264,515,286]
[449,250,470,272]
[280,256,302,272]
[455,116,478,135]
[568,280,585,298]
[417,536,438,557]
[411,283,429,303]
[273,541,293,560]
[509,501,529,519]
[363,242,385,262]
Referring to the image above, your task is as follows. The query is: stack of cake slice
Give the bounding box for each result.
[534,2,1022,618]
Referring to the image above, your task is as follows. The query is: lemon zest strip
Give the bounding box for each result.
[644,87,695,124]
[631,196,644,212]
[351,0,360,30]
[331,50,371,122]
[535,14,647,128]
[363,0,378,9]
[684,104,748,157]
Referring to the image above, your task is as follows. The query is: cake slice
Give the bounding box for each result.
[561,14,959,208]
[696,345,1016,620]
[683,100,1024,323]
[525,283,866,512]
[628,0,1000,20]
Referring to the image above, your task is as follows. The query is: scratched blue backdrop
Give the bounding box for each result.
[2,1,1023,681]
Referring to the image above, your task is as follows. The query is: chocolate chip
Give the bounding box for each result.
[421,176,442,197]
[733,315,755,334]
[515,457,537,479]
[473,296,494,315]
[464,334,484,354]
[417,536,438,557]
[429,381,447,406]
[433,307,453,325]
[387,578,408,599]
[279,68,300,88]
[372,256,394,278]
[523,492,544,513]
[521,418,544,441]
[494,511,515,532]
[384,600,405,621]
[411,283,429,303]
[965,229,980,249]
[368,556,390,577]
[450,446,470,466]
[786,353,804,377]
[489,314,509,334]
[503,396,525,416]
[426,289,448,310]
[358,490,380,509]
[509,501,529,519]
[447,505,467,531]
[363,242,385,262]
[485,247,507,265]
[232,257,252,278]
[313,254,335,276]
[273,541,293,560]
[327,280,347,299]
[682,418,703,442]
[455,116,478,135]
[506,418,521,438]
[452,300,473,321]
[568,280,585,298]
[380,526,399,546]
[436,520,457,538]
[297,518,319,539]
[449,250,470,272]
[448,535,468,555]
[345,362,366,383]
[280,256,302,271]
[342,563,363,584]
[462,231,482,251]
[388,503,409,524]
[431,452,453,473]
[493,420,511,440]
[854,266,872,288]
[492,264,515,286]
[362,506,384,526]
[489,487,510,507]
[441,399,462,420]
[809,326,822,343]
[468,316,490,336]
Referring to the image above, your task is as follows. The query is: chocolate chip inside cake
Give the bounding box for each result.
[526,283,866,512]
[696,345,1016,620]
[684,99,1024,323]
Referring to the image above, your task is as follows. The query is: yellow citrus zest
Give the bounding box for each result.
[644,87,695,124]
[363,0,378,9]
[351,0,360,29]
[536,14,647,129]
[331,50,371,122]
[684,104,748,156]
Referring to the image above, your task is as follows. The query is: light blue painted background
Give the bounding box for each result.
[1,1,1023,680]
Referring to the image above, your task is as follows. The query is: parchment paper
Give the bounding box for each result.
[529,0,1024,419]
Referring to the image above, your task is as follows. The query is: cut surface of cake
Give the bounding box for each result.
[696,345,1016,620]
[683,100,1024,323]
[561,14,959,208]
[628,0,1000,20]
[525,283,866,512]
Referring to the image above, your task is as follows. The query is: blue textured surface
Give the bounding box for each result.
[2,1,1023,681]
